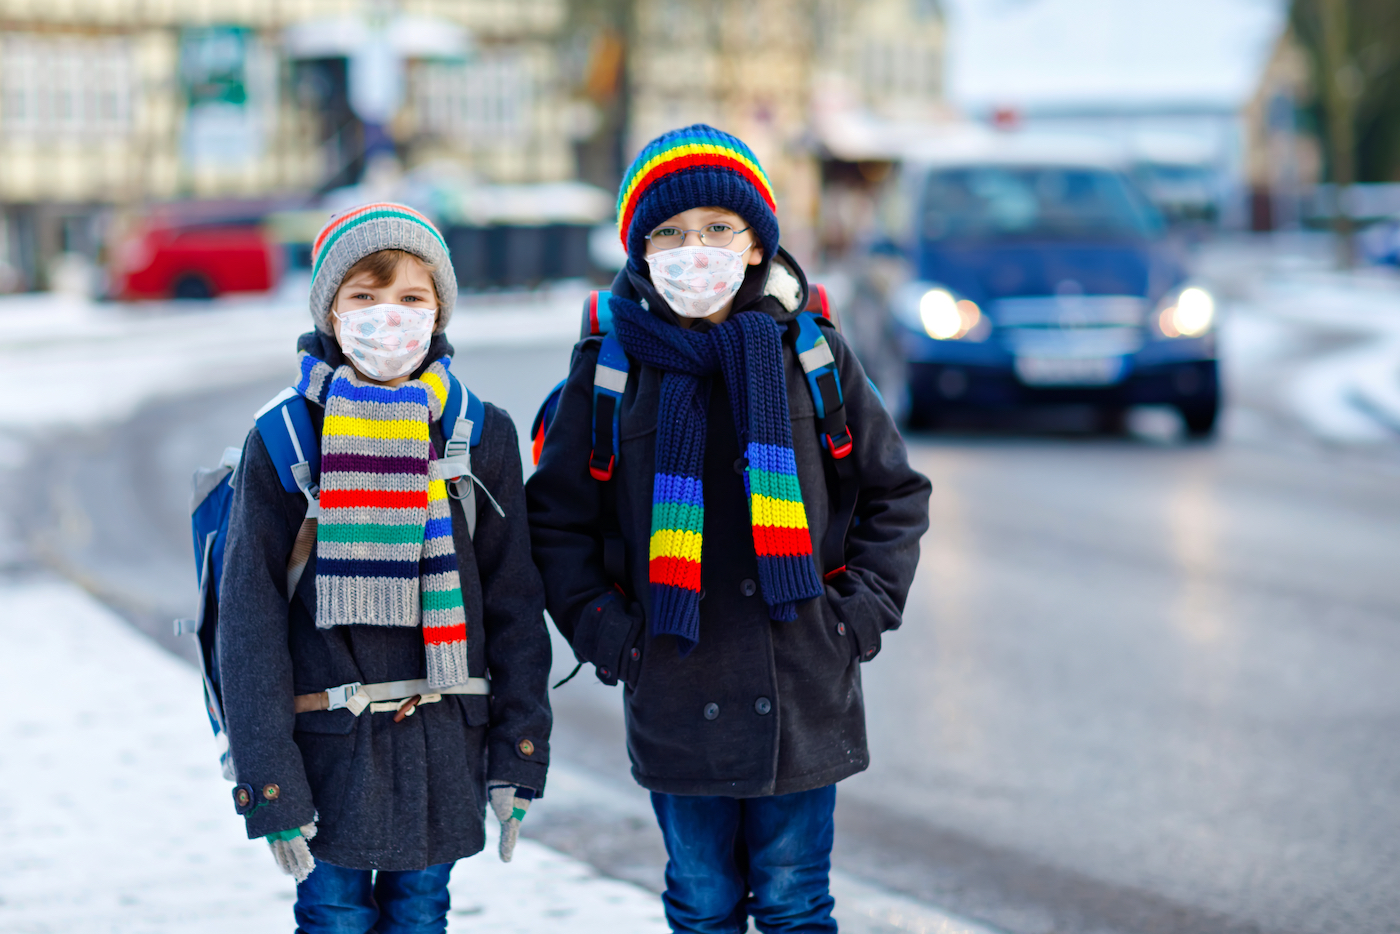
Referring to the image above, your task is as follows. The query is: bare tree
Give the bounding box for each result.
[1291,0,1400,267]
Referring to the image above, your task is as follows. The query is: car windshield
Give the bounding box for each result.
[920,166,1159,242]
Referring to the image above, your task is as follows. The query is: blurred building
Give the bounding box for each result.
[1241,26,1320,232]
[627,0,947,264]
[0,0,572,291]
[942,0,1288,229]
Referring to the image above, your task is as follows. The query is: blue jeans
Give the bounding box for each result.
[651,785,838,934]
[294,860,454,934]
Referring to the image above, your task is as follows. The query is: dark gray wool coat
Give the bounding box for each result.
[218,331,553,871]
[526,252,931,798]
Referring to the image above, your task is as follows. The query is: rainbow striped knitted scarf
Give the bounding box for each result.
[295,352,469,689]
[611,298,824,655]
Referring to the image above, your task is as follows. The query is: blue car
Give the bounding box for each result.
[884,152,1219,436]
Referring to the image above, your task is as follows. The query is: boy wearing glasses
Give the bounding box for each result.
[527,126,929,933]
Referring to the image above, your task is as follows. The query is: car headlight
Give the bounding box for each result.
[1156,286,1215,338]
[898,284,987,341]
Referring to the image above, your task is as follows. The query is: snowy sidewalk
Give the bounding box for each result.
[0,281,584,433]
[0,578,668,933]
[0,577,998,934]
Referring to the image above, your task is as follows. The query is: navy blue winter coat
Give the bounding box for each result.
[218,332,552,871]
[526,253,930,797]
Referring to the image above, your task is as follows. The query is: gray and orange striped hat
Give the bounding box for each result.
[308,202,458,335]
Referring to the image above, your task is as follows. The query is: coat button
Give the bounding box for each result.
[740,579,757,597]
[754,697,772,715]
[733,456,749,475]
[630,647,640,660]
[262,783,280,801]
[836,622,846,636]
[703,702,719,720]
[518,738,535,756]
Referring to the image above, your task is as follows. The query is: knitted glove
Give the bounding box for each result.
[266,822,317,883]
[487,782,535,863]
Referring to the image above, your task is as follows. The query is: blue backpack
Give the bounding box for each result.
[529,284,862,596]
[178,364,486,780]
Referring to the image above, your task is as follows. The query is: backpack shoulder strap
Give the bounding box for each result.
[581,290,630,587]
[253,388,321,517]
[789,311,858,580]
[442,368,485,450]
[438,366,500,539]
[589,332,628,482]
[582,289,614,338]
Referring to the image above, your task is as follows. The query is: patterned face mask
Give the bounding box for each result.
[645,244,753,319]
[333,303,436,381]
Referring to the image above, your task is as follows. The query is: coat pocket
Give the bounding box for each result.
[292,728,357,840]
[294,708,357,735]
[456,694,489,727]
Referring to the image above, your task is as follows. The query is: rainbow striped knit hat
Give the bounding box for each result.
[617,124,779,270]
[309,202,458,335]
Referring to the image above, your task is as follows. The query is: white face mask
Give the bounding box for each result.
[645,244,753,319]
[333,303,436,381]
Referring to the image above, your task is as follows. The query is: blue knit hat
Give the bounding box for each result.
[617,124,780,270]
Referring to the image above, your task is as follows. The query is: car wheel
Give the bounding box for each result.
[1178,396,1220,439]
[173,274,215,300]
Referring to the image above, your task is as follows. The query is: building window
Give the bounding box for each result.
[414,54,533,143]
[1,35,134,137]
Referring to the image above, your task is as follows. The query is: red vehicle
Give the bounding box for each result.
[116,222,282,300]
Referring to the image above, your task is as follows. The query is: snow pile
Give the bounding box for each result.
[1245,268,1400,443]
[0,578,667,933]
[0,281,583,433]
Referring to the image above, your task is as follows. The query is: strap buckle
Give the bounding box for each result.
[589,453,616,482]
[825,427,854,459]
[325,682,363,712]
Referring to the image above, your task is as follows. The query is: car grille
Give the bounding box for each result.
[992,295,1148,357]
[993,295,1148,328]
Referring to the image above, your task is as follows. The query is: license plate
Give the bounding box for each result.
[1014,355,1125,386]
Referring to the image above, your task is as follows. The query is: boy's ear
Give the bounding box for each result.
[747,246,764,266]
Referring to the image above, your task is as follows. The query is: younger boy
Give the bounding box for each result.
[219,203,552,934]
[527,126,931,932]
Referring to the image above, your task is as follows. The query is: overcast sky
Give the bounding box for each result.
[943,0,1287,111]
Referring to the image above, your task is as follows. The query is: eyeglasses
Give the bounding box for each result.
[645,223,751,250]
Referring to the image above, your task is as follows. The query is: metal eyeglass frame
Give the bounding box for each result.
[644,225,752,249]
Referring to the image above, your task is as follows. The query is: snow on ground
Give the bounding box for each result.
[0,275,583,433]
[0,577,668,934]
[0,577,996,934]
[1225,262,1400,444]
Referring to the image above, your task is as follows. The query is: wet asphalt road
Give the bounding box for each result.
[10,330,1400,934]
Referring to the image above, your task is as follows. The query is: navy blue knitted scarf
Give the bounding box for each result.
[610,296,824,655]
